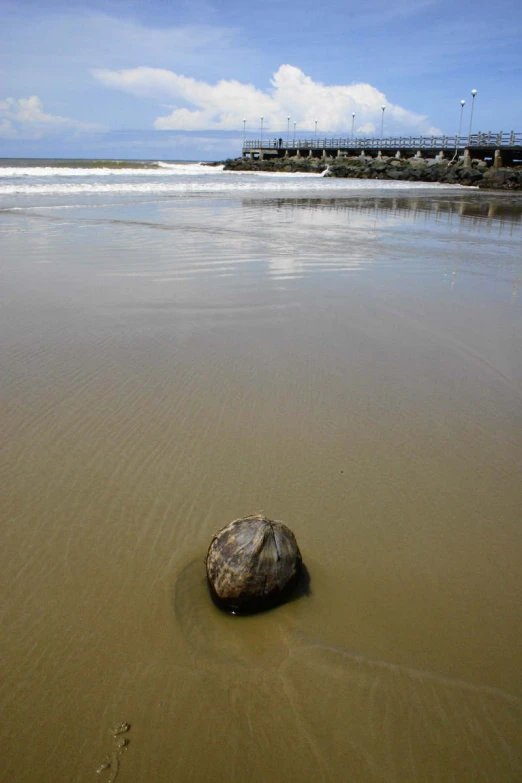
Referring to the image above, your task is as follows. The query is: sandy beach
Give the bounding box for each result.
[1,162,522,782]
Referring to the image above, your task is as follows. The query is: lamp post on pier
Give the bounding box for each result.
[260,116,264,148]
[458,100,465,142]
[468,89,477,139]
[243,118,246,146]
[287,116,290,145]
[380,105,386,142]
[454,99,466,155]
[293,121,296,144]
[314,119,318,142]
[351,112,355,140]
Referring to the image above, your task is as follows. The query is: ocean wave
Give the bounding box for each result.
[0,162,224,178]
[0,179,456,196]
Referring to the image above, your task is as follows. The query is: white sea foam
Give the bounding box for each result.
[0,178,457,196]
[0,162,223,178]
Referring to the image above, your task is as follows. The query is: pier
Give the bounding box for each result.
[243,131,522,166]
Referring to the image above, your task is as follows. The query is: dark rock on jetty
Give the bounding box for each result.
[224,157,326,174]
[206,514,302,614]
[222,156,522,190]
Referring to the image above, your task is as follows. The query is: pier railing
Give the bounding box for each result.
[243,131,522,151]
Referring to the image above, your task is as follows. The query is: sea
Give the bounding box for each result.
[0,156,478,203]
[1,158,522,783]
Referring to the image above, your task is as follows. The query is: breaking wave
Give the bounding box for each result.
[0,162,223,178]
[0,179,455,197]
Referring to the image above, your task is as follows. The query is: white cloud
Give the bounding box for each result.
[0,96,99,139]
[93,64,441,136]
[0,118,16,138]
[357,122,376,134]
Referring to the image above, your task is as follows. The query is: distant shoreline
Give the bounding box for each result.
[222,156,522,190]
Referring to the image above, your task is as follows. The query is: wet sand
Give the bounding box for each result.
[1,192,522,782]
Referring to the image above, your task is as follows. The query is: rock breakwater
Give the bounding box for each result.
[222,156,522,190]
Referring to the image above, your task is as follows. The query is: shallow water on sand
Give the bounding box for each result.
[1,187,522,783]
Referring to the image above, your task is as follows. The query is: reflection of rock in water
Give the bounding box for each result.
[173,558,522,781]
[173,557,303,668]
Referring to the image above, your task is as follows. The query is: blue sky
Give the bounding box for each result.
[1,0,521,159]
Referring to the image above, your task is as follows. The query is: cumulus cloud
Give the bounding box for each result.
[0,96,98,139]
[93,64,441,136]
[356,122,376,134]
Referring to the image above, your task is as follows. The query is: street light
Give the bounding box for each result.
[243,118,246,146]
[453,99,466,157]
[380,105,386,141]
[351,112,355,140]
[468,89,477,139]
[293,121,296,144]
[260,116,264,148]
[314,119,318,142]
[458,100,466,139]
[287,116,290,144]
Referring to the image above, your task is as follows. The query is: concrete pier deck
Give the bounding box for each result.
[243,131,522,166]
